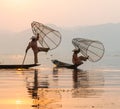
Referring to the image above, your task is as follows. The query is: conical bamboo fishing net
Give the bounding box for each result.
[31,21,62,50]
[72,38,105,62]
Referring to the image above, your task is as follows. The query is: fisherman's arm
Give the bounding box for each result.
[36,33,39,41]
[36,35,39,40]
[26,42,31,53]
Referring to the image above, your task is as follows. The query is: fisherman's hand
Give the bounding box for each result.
[86,56,89,59]
[78,48,80,52]
[25,49,28,53]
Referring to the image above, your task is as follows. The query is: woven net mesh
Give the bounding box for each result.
[72,38,105,62]
[31,21,61,50]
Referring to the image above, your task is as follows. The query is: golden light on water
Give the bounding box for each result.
[16,69,24,75]
[17,68,22,71]
[16,100,23,104]
[0,98,32,105]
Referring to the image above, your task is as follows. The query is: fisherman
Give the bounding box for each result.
[72,48,88,67]
[26,33,50,64]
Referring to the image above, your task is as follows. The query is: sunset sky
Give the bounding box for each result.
[0,0,120,32]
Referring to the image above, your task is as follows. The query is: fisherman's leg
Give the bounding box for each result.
[75,59,83,66]
[75,61,83,67]
[78,61,83,65]
[79,56,88,61]
[38,47,50,52]
[34,52,38,64]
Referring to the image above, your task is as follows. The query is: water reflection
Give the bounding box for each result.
[1,63,120,109]
[25,68,104,109]
[26,69,62,109]
[26,69,49,98]
[72,69,104,98]
[72,69,89,88]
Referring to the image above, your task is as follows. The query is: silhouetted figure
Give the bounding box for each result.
[72,48,88,67]
[26,33,50,64]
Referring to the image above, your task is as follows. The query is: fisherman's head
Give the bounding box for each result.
[31,36,36,41]
[37,33,39,36]
[73,48,80,53]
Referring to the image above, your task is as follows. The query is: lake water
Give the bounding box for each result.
[0,55,120,109]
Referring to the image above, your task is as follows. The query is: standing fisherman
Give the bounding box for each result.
[26,33,50,64]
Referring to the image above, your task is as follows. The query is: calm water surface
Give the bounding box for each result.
[0,56,120,109]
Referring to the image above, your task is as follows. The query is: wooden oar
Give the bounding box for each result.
[22,52,27,66]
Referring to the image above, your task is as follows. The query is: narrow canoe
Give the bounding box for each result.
[0,64,40,69]
[51,59,77,69]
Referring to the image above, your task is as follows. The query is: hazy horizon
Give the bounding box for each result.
[0,22,120,55]
[0,22,120,65]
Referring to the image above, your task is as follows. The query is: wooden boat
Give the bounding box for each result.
[51,59,78,69]
[0,64,40,69]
